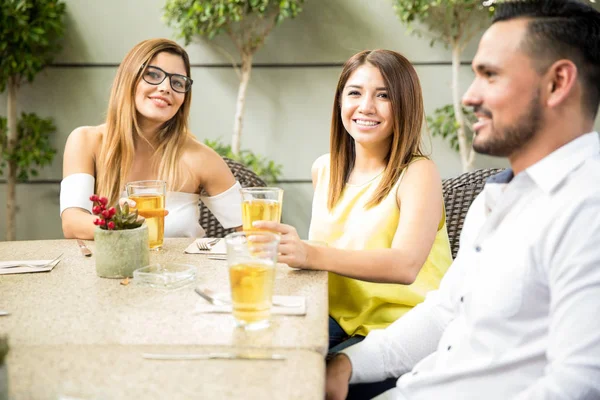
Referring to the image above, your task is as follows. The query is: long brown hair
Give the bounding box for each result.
[328,49,426,210]
[96,38,194,206]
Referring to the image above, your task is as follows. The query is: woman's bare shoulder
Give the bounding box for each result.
[66,124,105,148]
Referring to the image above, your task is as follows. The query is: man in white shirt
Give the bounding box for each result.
[325,1,600,399]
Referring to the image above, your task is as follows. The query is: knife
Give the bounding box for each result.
[142,352,286,361]
[76,239,92,257]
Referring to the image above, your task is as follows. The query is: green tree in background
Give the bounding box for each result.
[164,0,305,155]
[0,0,66,240]
[392,0,493,172]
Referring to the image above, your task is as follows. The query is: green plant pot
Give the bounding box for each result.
[94,225,150,278]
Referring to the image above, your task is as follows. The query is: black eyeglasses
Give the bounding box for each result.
[141,65,193,93]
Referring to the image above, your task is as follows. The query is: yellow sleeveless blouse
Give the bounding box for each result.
[308,154,452,336]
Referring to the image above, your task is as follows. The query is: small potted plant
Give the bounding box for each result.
[91,195,149,278]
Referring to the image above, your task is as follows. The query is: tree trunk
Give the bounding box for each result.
[6,78,18,241]
[451,43,474,172]
[232,52,253,155]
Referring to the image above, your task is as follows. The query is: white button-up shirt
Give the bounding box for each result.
[344,132,600,399]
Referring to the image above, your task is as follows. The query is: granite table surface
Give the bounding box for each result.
[0,239,328,355]
[7,345,325,400]
[0,238,329,399]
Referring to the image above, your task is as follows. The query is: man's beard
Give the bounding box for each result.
[472,89,541,157]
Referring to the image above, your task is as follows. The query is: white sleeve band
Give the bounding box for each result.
[199,181,243,229]
[60,173,95,216]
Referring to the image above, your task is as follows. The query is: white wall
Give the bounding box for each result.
[1,0,594,241]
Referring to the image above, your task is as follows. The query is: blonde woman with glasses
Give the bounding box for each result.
[60,38,242,239]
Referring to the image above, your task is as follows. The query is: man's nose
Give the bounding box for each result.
[462,81,481,107]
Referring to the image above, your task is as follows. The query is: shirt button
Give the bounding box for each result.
[475,245,482,252]
[447,346,452,351]
[460,296,464,303]
[412,371,419,376]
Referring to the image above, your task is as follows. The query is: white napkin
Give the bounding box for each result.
[184,238,226,255]
[195,292,306,316]
[0,259,60,275]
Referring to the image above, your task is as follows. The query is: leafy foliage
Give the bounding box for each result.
[0,113,57,181]
[391,0,494,48]
[164,0,305,51]
[427,104,476,153]
[0,0,67,90]
[204,138,282,184]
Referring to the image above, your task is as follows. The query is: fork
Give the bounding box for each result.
[0,253,63,269]
[196,238,220,251]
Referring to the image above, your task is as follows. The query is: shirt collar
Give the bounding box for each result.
[525,132,599,194]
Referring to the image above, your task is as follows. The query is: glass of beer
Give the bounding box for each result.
[225,231,280,330]
[126,180,166,250]
[240,187,283,231]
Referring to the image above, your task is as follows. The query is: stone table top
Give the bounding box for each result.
[0,239,328,355]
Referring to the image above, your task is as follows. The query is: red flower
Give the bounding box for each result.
[90,193,143,231]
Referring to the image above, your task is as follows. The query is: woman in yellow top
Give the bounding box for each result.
[254,49,452,353]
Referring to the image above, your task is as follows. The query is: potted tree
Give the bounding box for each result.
[391,0,493,172]
[0,0,67,240]
[164,0,305,155]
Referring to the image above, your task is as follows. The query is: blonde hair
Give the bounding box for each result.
[96,38,194,206]
[328,49,426,210]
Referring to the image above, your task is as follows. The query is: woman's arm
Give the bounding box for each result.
[61,127,100,239]
[255,159,444,284]
[190,142,242,230]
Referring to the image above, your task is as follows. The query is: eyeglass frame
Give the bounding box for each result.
[139,64,193,94]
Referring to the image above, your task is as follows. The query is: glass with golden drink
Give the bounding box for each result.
[126,180,166,250]
[240,187,283,231]
[225,231,280,330]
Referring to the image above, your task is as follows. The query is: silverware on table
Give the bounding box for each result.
[0,253,63,269]
[194,287,301,308]
[196,238,220,251]
[142,352,286,361]
[77,239,92,257]
[0,310,10,317]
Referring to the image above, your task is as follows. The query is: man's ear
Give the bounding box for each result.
[546,60,578,108]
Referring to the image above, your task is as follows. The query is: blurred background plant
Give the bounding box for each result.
[164,0,305,155]
[0,0,66,240]
[0,113,57,182]
[426,105,477,153]
[204,138,282,184]
[392,0,494,171]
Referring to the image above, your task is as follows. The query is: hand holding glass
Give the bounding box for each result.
[126,180,166,250]
[225,231,280,330]
[240,187,284,232]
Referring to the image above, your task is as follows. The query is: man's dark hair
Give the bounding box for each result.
[493,0,600,118]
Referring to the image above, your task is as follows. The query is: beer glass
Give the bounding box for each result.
[240,187,283,231]
[225,231,280,330]
[126,180,166,250]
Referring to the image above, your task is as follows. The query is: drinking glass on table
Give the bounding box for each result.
[240,187,284,231]
[126,180,166,250]
[225,231,280,330]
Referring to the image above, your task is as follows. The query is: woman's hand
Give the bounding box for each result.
[252,221,311,269]
[117,198,169,216]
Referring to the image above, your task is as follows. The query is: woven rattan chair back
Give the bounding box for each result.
[199,157,267,238]
[442,168,504,259]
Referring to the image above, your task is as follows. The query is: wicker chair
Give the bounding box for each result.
[442,168,504,259]
[199,157,267,238]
